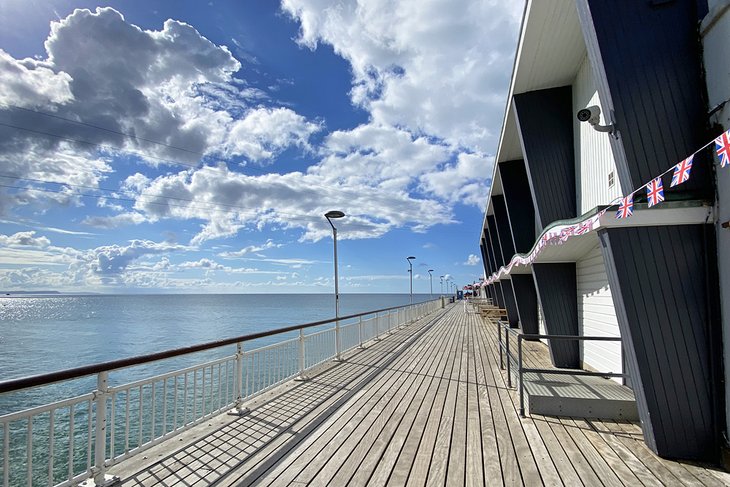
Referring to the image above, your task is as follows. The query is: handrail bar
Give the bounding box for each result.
[519,333,623,341]
[519,367,629,378]
[0,299,438,394]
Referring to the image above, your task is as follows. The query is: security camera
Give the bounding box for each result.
[577,105,615,134]
[577,105,601,125]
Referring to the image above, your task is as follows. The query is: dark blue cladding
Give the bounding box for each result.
[511,274,539,336]
[599,224,722,461]
[513,86,577,231]
[499,159,536,254]
[532,263,580,368]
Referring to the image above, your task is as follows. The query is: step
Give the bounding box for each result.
[523,371,639,421]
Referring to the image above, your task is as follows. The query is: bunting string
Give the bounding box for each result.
[484,128,730,285]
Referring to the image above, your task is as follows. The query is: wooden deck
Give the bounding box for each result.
[109,304,730,486]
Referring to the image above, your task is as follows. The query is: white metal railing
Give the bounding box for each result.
[0,298,443,487]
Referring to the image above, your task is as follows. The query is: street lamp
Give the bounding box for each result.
[439,275,444,296]
[406,256,416,305]
[428,269,434,299]
[325,210,345,360]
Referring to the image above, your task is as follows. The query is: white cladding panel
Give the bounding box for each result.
[573,55,623,214]
[577,244,622,379]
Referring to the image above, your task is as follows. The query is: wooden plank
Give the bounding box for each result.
[556,416,623,486]
[609,420,701,486]
[465,314,486,487]
[364,315,459,486]
[386,316,462,486]
[571,418,660,487]
[477,319,565,486]
[270,320,441,485]
[405,314,464,486]
[317,316,450,485]
[208,313,443,486]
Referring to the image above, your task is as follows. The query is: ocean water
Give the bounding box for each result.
[0,293,431,411]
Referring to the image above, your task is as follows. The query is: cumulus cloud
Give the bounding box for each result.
[0,231,51,248]
[0,7,321,215]
[84,240,186,280]
[464,254,480,266]
[282,0,522,153]
[0,3,510,283]
[111,164,452,244]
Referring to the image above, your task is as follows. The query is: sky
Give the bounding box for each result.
[0,0,523,294]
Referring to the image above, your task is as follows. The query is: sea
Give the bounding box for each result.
[0,293,432,414]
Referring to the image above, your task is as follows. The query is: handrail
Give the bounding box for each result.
[0,299,437,394]
[493,320,630,417]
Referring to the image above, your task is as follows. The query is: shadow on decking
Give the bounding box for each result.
[117,311,444,486]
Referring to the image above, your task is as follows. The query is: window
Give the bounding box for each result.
[608,171,615,188]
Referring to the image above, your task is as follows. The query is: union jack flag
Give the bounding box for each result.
[670,155,694,187]
[616,194,633,219]
[646,177,664,208]
[716,129,730,168]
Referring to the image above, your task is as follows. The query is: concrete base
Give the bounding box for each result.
[523,372,638,420]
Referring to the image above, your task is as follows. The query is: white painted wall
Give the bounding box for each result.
[576,244,622,382]
[572,55,624,215]
[701,0,730,443]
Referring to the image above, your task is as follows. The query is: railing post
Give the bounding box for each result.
[518,335,525,417]
[358,316,364,348]
[228,342,249,416]
[298,328,306,378]
[88,371,119,486]
[505,327,512,388]
[335,319,342,361]
[498,321,504,370]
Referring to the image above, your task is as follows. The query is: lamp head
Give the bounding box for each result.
[324,210,345,219]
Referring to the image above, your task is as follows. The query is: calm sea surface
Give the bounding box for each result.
[0,293,431,413]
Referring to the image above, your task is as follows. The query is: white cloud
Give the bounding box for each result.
[464,254,480,266]
[218,239,281,257]
[106,164,453,244]
[282,0,522,153]
[0,49,73,107]
[0,231,51,248]
[0,7,321,215]
[223,107,322,162]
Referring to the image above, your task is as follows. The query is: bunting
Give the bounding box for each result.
[646,177,664,208]
[616,194,634,219]
[485,128,730,285]
[717,131,730,168]
[670,155,693,187]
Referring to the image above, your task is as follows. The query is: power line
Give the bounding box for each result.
[0,120,305,180]
[0,181,330,224]
[0,121,203,169]
[6,104,204,156]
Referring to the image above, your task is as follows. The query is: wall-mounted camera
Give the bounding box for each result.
[577,105,615,134]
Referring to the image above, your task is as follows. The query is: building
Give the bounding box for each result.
[479,0,730,463]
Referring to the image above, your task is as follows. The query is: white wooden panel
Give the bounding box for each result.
[572,55,623,214]
[576,244,622,382]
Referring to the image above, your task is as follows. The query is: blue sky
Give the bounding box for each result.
[0,0,522,293]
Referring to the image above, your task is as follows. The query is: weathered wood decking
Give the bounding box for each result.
[109,304,730,486]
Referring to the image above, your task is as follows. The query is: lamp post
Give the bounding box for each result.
[428,269,434,299]
[439,275,444,295]
[406,256,416,305]
[325,210,345,360]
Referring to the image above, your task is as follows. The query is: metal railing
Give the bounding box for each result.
[0,298,443,487]
[495,320,629,417]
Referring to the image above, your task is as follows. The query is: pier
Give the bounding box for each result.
[107,304,728,486]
